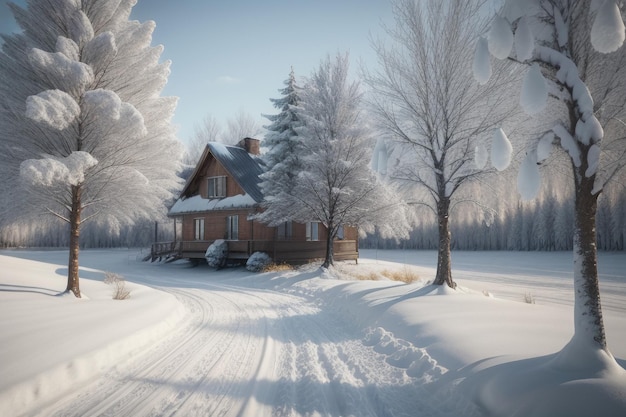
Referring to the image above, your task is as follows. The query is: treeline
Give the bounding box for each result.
[0,218,175,249]
[362,180,626,252]
[2,173,625,252]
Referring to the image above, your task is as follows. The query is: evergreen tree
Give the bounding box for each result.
[0,0,182,297]
[262,54,411,267]
[257,67,304,225]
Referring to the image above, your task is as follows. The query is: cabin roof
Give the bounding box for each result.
[178,141,264,203]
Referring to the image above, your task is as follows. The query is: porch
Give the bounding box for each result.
[150,239,359,264]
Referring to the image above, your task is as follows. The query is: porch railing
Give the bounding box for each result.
[150,239,358,264]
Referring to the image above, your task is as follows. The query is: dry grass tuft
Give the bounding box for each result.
[523,292,536,304]
[354,271,381,281]
[262,262,294,272]
[380,267,420,284]
[103,272,131,300]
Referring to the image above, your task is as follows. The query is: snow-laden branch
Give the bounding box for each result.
[20,152,98,188]
[25,90,80,130]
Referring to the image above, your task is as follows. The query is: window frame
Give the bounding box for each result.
[207,176,226,198]
[306,221,319,241]
[226,215,239,240]
[194,218,205,240]
[277,221,293,240]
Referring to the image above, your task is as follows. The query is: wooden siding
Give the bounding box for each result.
[181,209,265,242]
[196,158,245,199]
[179,212,348,243]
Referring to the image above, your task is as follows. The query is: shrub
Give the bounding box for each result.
[246,252,272,272]
[103,272,131,300]
[205,239,228,268]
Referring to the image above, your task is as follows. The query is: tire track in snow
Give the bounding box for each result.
[26,287,259,417]
[23,278,480,417]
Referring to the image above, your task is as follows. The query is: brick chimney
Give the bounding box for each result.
[238,137,260,155]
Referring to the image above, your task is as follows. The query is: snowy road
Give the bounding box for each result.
[3,250,625,417]
[26,277,447,417]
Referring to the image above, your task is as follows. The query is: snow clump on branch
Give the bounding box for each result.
[520,64,548,114]
[490,128,512,171]
[25,90,80,130]
[591,0,626,53]
[472,37,491,84]
[20,152,98,187]
[488,16,514,59]
[517,151,541,200]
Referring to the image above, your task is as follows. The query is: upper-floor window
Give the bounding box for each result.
[208,176,226,198]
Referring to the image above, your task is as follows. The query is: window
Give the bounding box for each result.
[306,221,319,241]
[207,176,226,198]
[226,215,238,240]
[277,221,293,240]
[194,218,205,240]
[337,225,344,240]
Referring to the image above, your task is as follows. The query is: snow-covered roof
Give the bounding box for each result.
[171,141,264,215]
[207,142,264,203]
[169,194,257,215]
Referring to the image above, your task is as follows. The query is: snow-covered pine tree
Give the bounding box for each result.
[475,0,626,367]
[275,53,410,267]
[256,67,304,226]
[0,0,182,297]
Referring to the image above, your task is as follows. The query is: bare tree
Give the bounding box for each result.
[223,109,263,145]
[184,114,222,166]
[366,0,518,287]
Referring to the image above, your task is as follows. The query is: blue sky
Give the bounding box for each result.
[1,0,393,144]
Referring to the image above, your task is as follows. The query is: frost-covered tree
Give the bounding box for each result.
[475,0,626,367]
[366,0,518,287]
[257,67,304,223]
[0,0,182,297]
[265,53,411,268]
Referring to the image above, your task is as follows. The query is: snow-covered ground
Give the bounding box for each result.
[0,248,624,417]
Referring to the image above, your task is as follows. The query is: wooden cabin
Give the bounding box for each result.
[151,138,359,264]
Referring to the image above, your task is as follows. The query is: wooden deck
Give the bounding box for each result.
[150,239,358,264]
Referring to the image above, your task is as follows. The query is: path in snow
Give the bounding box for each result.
[24,277,462,417]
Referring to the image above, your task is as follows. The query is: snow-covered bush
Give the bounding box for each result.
[246,252,272,272]
[103,272,130,300]
[205,239,228,269]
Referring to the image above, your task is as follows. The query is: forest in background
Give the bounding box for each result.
[2,166,624,252]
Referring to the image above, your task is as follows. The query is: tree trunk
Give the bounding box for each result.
[323,226,334,268]
[570,171,606,350]
[66,185,82,298]
[433,197,455,288]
